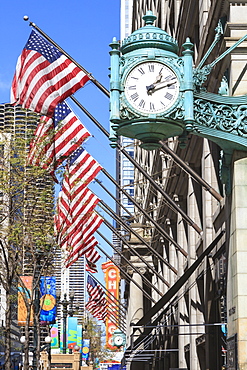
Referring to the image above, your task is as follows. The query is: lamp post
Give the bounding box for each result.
[32,249,43,370]
[80,326,86,367]
[43,336,52,370]
[56,290,79,354]
[20,336,25,369]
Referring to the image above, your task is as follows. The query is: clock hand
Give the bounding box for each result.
[146,77,177,94]
[153,72,163,84]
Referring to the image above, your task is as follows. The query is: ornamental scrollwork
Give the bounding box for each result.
[193,65,212,89]
[162,95,185,121]
[120,99,141,120]
[194,99,247,137]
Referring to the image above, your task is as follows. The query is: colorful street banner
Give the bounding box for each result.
[101,261,120,349]
[82,338,90,361]
[18,276,33,326]
[77,324,82,351]
[50,324,59,348]
[68,317,78,350]
[40,276,56,325]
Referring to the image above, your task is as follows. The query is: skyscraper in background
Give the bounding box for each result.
[54,250,86,324]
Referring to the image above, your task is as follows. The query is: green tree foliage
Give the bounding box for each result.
[83,316,118,368]
[0,107,55,370]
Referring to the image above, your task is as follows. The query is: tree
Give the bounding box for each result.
[0,107,55,370]
[83,316,117,368]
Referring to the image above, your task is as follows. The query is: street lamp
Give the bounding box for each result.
[56,290,79,354]
[20,336,26,369]
[43,336,52,370]
[80,325,86,367]
[32,249,43,370]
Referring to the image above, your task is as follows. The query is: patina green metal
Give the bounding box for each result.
[109,10,247,189]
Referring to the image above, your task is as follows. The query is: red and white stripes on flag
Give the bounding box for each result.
[55,146,102,237]
[65,236,100,269]
[85,246,101,273]
[27,101,90,174]
[64,212,103,262]
[55,187,100,241]
[11,30,89,117]
[55,146,103,268]
[86,275,107,322]
[63,146,102,198]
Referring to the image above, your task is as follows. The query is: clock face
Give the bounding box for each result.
[124,61,179,114]
[114,335,124,346]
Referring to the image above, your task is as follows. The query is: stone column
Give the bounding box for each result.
[226,3,247,368]
[126,266,144,346]
[187,176,201,370]
[227,152,247,370]
[177,213,188,369]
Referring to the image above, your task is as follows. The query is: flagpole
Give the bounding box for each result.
[24,17,110,98]
[159,142,223,202]
[101,167,187,257]
[99,200,177,276]
[87,272,127,323]
[96,231,158,304]
[87,273,126,315]
[102,215,170,288]
[94,178,136,221]
[105,305,126,331]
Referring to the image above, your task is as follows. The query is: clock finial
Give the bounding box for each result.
[143,11,156,26]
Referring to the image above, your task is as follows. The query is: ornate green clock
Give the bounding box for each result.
[112,329,126,348]
[109,11,188,150]
[109,10,247,191]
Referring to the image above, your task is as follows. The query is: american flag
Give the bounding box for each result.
[55,146,102,236]
[64,146,102,198]
[85,246,101,272]
[11,30,89,117]
[65,236,100,268]
[64,212,103,260]
[86,275,107,322]
[55,187,100,241]
[27,101,90,174]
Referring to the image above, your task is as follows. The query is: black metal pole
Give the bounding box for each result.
[32,251,42,370]
[102,215,170,288]
[94,178,136,221]
[96,232,157,304]
[100,199,178,273]
[159,141,223,202]
[101,167,187,257]
[62,299,68,354]
[80,326,85,367]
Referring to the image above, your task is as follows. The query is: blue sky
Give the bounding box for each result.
[0,1,121,283]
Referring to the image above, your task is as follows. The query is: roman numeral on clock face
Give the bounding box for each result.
[164,92,173,100]
[139,99,145,108]
[138,67,145,75]
[130,92,139,102]
[128,85,136,90]
[148,64,154,72]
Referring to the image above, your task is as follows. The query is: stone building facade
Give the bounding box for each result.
[120,1,247,369]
